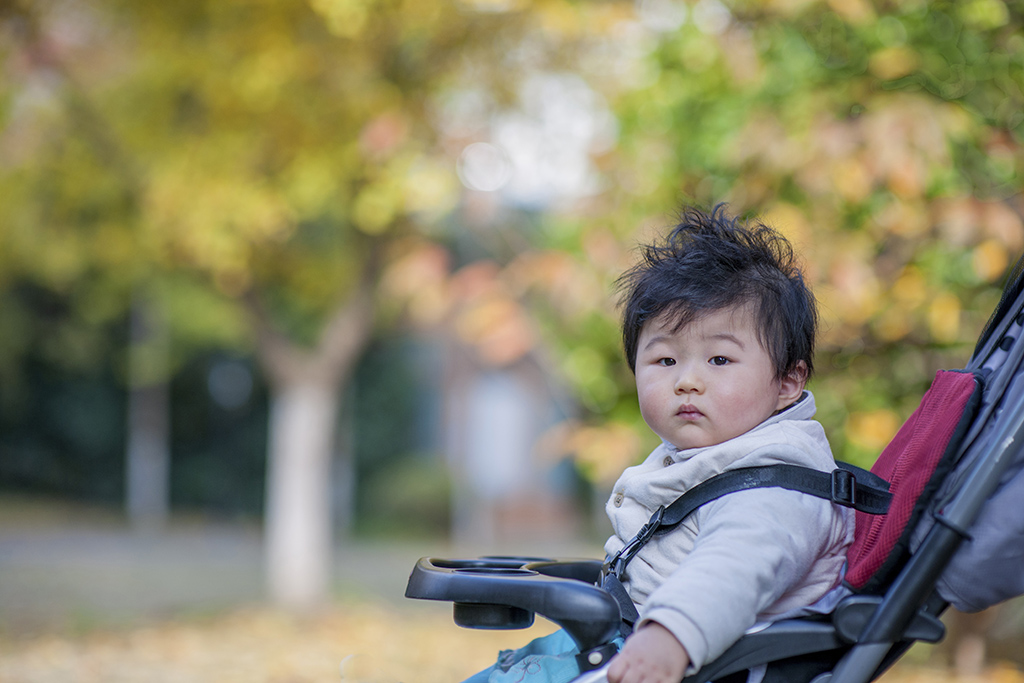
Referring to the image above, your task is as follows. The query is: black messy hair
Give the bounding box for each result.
[618,205,818,381]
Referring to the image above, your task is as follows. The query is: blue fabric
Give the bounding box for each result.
[462,629,621,683]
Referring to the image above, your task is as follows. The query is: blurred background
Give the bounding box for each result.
[1,0,1023,680]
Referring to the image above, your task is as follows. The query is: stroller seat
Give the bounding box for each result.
[406,257,1024,683]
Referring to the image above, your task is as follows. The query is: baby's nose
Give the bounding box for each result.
[673,364,704,393]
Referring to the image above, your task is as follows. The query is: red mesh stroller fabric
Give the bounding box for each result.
[845,369,981,592]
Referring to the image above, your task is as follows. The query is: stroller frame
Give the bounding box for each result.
[406,264,1024,683]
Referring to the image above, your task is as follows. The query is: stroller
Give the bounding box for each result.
[406,256,1024,683]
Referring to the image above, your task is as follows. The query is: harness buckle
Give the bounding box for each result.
[604,505,666,578]
[831,468,857,508]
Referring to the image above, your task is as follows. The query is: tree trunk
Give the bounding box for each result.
[126,381,170,532]
[265,379,337,610]
[251,283,375,611]
[125,295,171,534]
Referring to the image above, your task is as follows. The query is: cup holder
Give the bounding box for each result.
[454,602,535,629]
[480,555,555,564]
[454,567,537,576]
[430,557,548,571]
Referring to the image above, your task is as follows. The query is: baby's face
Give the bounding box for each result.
[634,306,804,451]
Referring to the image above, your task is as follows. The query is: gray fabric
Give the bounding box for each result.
[913,298,1024,613]
[936,462,1024,612]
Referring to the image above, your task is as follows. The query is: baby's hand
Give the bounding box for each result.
[606,622,689,683]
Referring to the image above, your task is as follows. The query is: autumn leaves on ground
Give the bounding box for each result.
[0,603,559,683]
[2,603,1024,683]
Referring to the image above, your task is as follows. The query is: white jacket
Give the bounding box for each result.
[603,392,854,673]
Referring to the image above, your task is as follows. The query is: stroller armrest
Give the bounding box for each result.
[405,556,621,652]
[683,619,845,683]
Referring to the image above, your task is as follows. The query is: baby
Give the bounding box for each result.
[465,206,853,683]
[604,206,852,682]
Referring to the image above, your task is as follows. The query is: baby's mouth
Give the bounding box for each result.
[677,406,704,420]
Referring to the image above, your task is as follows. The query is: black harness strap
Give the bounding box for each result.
[659,462,891,527]
[601,462,892,627]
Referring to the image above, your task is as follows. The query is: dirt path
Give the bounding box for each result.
[0,494,599,633]
[0,496,429,632]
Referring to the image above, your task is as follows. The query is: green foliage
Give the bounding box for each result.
[170,353,268,517]
[351,335,449,537]
[525,0,1024,473]
[357,456,452,539]
[0,321,127,503]
[4,0,1023,493]
[0,0,546,362]
[0,0,593,523]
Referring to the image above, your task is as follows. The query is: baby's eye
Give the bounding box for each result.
[657,357,676,367]
[709,356,730,366]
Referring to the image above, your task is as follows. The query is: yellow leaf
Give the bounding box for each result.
[891,266,927,307]
[352,182,401,234]
[570,421,644,485]
[308,0,371,38]
[928,292,961,343]
[827,0,875,24]
[973,239,1010,282]
[869,47,919,81]
[762,203,811,250]
[846,409,900,452]
[874,307,911,343]
[831,159,873,204]
[458,0,525,12]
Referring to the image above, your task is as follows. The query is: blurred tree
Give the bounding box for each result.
[4,0,1021,608]
[511,0,1024,478]
[0,0,624,608]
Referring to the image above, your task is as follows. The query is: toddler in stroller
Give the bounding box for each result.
[407,208,1024,683]
[418,206,856,683]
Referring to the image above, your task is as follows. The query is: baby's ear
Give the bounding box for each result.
[777,361,808,408]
